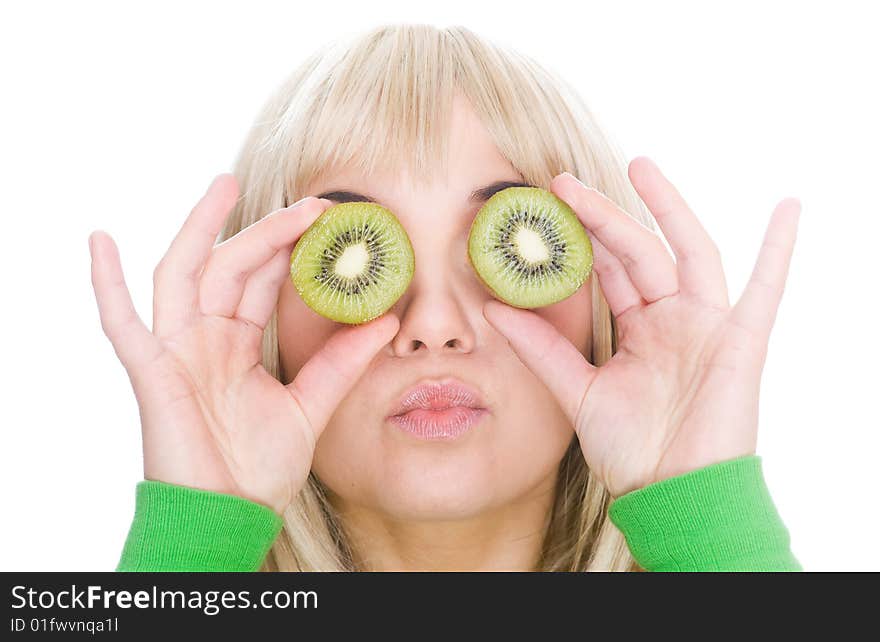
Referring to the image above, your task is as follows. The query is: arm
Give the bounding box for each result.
[116,481,283,572]
[608,455,801,572]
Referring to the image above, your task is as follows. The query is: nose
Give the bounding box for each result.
[390,278,477,357]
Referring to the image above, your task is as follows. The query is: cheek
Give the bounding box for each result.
[535,278,593,356]
[494,364,575,484]
[277,281,339,383]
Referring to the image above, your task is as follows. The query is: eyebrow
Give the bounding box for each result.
[468,180,536,202]
[315,180,536,206]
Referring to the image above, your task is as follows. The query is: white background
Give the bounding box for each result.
[1,0,877,571]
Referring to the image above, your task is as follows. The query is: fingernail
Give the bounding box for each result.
[205,174,222,195]
[287,196,313,209]
[561,171,584,186]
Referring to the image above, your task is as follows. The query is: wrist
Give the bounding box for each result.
[143,467,287,517]
[646,448,758,492]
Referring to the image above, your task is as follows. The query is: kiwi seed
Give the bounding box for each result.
[290,202,414,324]
[468,186,593,308]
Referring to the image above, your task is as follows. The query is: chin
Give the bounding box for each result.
[313,409,569,522]
[375,421,510,520]
[374,472,499,522]
[329,443,506,521]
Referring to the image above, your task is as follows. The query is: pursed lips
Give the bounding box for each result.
[386,379,489,441]
[388,379,486,417]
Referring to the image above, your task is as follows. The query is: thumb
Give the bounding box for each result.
[286,314,400,441]
[483,300,596,424]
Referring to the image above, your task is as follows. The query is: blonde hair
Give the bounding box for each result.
[220,24,654,571]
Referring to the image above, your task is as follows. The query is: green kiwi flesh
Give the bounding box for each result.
[290,202,414,324]
[468,186,593,308]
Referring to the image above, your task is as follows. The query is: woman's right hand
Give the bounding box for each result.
[89,174,399,515]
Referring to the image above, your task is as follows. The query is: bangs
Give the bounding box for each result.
[248,24,615,212]
[282,26,457,197]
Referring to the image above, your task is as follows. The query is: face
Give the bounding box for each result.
[278,93,593,522]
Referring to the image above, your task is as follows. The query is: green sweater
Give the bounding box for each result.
[116,454,801,572]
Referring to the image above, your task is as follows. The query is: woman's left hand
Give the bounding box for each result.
[484,156,801,499]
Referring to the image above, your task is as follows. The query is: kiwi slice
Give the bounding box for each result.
[468,186,593,308]
[290,202,414,324]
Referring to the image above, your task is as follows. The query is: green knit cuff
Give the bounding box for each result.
[608,455,802,572]
[116,480,283,572]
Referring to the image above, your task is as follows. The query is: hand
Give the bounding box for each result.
[89,174,398,514]
[483,156,801,498]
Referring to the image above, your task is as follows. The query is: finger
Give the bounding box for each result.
[286,314,400,442]
[551,172,679,303]
[627,156,729,308]
[153,173,239,336]
[589,234,645,318]
[89,230,162,371]
[235,244,292,329]
[483,300,596,425]
[199,197,328,319]
[730,198,801,345]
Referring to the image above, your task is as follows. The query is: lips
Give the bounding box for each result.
[387,379,488,440]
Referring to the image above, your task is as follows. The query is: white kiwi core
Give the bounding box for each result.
[335,243,370,278]
[514,227,550,264]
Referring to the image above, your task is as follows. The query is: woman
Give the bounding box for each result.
[88,24,802,571]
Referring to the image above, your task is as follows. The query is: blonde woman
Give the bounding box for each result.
[88,24,802,572]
